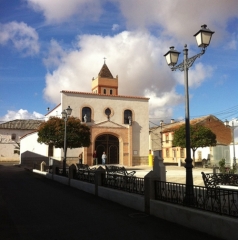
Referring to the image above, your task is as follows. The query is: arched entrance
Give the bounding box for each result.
[95,134,119,164]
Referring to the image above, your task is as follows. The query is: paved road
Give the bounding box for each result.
[0,164,221,240]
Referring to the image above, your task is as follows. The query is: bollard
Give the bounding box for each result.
[153,156,166,181]
[95,167,106,196]
[148,154,153,167]
[40,161,46,172]
[68,164,76,185]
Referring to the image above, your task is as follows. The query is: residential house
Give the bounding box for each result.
[0,119,43,162]
[149,115,232,166]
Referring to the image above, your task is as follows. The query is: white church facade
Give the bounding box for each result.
[20,63,149,167]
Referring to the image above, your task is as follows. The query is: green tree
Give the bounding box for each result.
[37,116,91,155]
[173,124,217,166]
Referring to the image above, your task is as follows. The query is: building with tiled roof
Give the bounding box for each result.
[0,119,43,162]
[0,119,43,130]
[21,63,149,167]
[149,115,232,166]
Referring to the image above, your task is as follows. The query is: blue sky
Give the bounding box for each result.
[0,0,238,132]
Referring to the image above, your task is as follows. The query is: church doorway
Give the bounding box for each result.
[95,134,119,164]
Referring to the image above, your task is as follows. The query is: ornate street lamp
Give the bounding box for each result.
[164,24,214,205]
[61,106,72,176]
[224,119,238,165]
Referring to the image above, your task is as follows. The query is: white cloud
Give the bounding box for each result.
[43,39,66,69]
[0,109,44,121]
[26,0,238,42]
[43,31,180,120]
[117,0,238,44]
[0,21,39,56]
[112,24,120,31]
[225,33,238,50]
[174,63,214,88]
[26,0,238,44]
[23,0,238,123]
[145,89,183,120]
[27,0,102,24]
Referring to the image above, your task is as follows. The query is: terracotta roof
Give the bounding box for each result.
[98,63,114,78]
[0,119,43,130]
[61,90,149,100]
[161,115,210,132]
[160,114,232,145]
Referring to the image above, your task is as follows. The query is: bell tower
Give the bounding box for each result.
[92,62,118,95]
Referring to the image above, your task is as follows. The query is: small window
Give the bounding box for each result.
[103,89,106,94]
[165,135,169,143]
[82,107,91,122]
[11,134,16,141]
[110,89,113,95]
[105,108,111,117]
[124,110,132,124]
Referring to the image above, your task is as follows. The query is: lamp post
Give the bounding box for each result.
[164,25,214,204]
[224,119,238,165]
[61,106,72,176]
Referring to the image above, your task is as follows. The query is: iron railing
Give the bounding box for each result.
[74,171,96,184]
[103,175,144,195]
[155,181,238,218]
[42,166,238,217]
[56,167,69,177]
[202,172,238,187]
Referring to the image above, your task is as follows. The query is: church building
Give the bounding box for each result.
[20,63,149,167]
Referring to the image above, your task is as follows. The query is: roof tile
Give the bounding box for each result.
[0,119,43,130]
[98,63,114,78]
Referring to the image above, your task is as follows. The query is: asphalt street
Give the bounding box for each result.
[0,164,221,240]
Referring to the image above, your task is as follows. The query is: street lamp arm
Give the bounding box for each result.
[170,48,205,72]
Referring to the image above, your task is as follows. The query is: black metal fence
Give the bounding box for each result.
[103,175,144,195]
[74,171,96,184]
[155,181,238,218]
[54,167,144,194]
[46,166,238,218]
[56,167,69,177]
